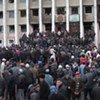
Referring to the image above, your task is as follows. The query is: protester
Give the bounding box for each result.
[84,67,98,100]
[0,73,5,100]
[91,78,100,100]
[29,83,40,100]
[0,29,99,100]
[38,73,50,100]
[62,72,72,100]
[71,71,84,100]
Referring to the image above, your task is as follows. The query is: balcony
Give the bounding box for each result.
[55,15,66,23]
[7,18,14,25]
[43,14,51,23]
[43,0,51,8]
[19,17,26,24]
[83,0,94,6]
[83,14,94,22]
[7,3,14,10]
[30,16,39,24]
[30,0,39,9]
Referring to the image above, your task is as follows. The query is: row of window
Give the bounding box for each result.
[0,40,14,44]
[0,25,26,33]
[0,0,50,4]
[0,0,26,4]
[0,6,94,19]
[0,10,26,18]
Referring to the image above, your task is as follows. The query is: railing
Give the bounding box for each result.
[29,16,39,24]
[83,14,94,22]
[43,14,51,23]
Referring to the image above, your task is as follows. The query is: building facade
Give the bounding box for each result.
[0,0,99,47]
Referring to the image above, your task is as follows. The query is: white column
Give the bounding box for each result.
[3,0,7,47]
[39,0,42,33]
[52,0,55,32]
[80,0,84,38]
[14,0,19,44]
[26,0,30,36]
[66,0,69,32]
[94,0,98,47]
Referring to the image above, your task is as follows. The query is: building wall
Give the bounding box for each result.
[0,0,99,46]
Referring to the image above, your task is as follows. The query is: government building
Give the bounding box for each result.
[0,0,100,47]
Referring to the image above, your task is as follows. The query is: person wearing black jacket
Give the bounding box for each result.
[0,74,5,100]
[56,78,68,100]
[38,73,50,100]
[71,72,84,100]
[62,72,72,100]
[16,69,26,100]
[91,79,100,100]
[7,70,17,100]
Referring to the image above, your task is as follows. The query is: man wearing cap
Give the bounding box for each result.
[71,71,84,100]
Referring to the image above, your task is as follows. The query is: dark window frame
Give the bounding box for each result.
[71,7,78,14]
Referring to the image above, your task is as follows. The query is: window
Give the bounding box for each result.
[8,11,14,18]
[44,8,51,15]
[20,0,26,3]
[0,0,2,4]
[21,25,26,32]
[98,5,100,13]
[32,9,38,16]
[9,40,14,43]
[85,6,92,13]
[20,10,26,17]
[71,7,78,14]
[0,26,3,33]
[0,40,2,43]
[0,11,3,19]
[9,25,15,33]
[57,7,65,15]
[9,0,14,3]
[45,24,51,31]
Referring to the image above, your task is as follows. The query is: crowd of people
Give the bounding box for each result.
[0,30,100,100]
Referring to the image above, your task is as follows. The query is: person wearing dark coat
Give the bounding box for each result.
[84,67,97,100]
[0,74,5,100]
[48,93,66,100]
[91,79,100,100]
[61,72,72,100]
[71,72,84,100]
[38,73,50,100]
[56,78,67,100]
[7,70,17,100]
[29,83,40,100]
